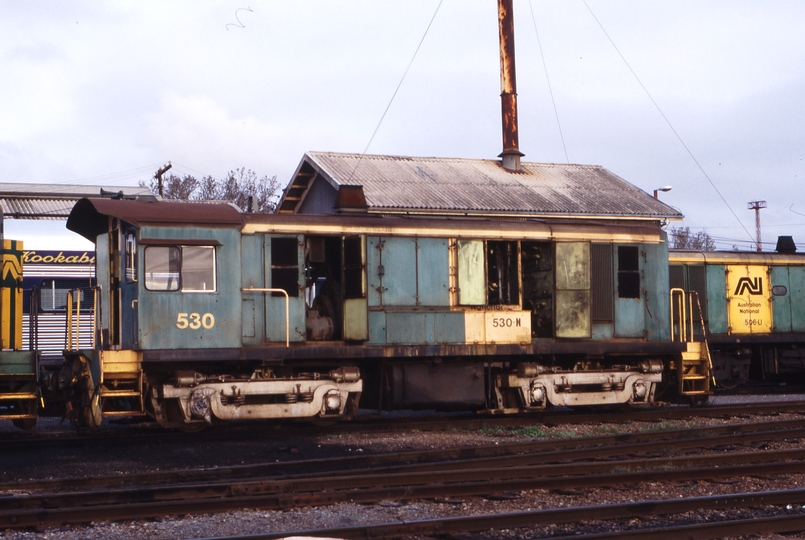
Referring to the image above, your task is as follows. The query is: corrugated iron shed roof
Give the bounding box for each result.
[279,152,683,220]
[0,183,151,220]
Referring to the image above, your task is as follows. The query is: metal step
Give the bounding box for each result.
[0,392,37,401]
[101,390,143,398]
[102,410,146,417]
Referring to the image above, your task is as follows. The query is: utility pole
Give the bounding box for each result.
[155,162,173,198]
[747,200,767,252]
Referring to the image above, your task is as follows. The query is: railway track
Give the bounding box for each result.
[3,416,805,532]
[190,491,805,540]
[4,398,805,453]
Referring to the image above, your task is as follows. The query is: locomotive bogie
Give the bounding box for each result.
[159,367,362,424]
[495,369,661,409]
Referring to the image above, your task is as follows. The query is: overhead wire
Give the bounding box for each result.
[580,0,756,244]
[528,0,570,164]
[346,0,444,184]
[62,163,167,186]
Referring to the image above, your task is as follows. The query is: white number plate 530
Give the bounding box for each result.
[176,312,215,329]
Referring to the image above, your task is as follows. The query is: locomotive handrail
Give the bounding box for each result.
[29,285,39,352]
[241,287,290,347]
[670,287,705,344]
[65,287,99,351]
[670,287,686,342]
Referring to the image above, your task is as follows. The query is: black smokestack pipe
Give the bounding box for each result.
[498,0,524,171]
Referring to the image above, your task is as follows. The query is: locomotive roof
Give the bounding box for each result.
[669,250,805,264]
[241,210,666,244]
[65,196,666,244]
[278,152,683,221]
[66,197,244,240]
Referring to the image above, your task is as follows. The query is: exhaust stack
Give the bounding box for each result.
[498,0,523,171]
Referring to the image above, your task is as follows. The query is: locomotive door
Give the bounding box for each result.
[266,235,305,343]
[554,242,591,338]
[108,222,140,350]
[303,235,367,342]
[241,234,307,344]
[614,245,645,338]
[342,235,367,341]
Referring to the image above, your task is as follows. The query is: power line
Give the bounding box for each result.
[61,163,167,186]
[528,0,569,163]
[346,0,444,184]
[581,0,754,244]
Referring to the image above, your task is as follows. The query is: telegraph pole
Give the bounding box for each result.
[155,162,173,198]
[747,200,767,252]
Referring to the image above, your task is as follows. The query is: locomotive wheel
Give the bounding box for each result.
[11,398,38,430]
[81,387,103,428]
[716,379,741,390]
[68,356,103,428]
[162,399,207,432]
[12,418,36,431]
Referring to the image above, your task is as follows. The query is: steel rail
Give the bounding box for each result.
[8,488,805,538]
[5,399,805,452]
[540,514,805,539]
[5,438,805,528]
[4,417,805,494]
[12,443,805,514]
[188,493,805,540]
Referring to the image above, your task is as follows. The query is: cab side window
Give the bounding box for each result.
[144,246,215,292]
[617,246,640,299]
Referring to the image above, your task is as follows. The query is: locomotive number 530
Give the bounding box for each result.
[176,312,215,330]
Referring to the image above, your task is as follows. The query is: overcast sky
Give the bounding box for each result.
[2,1,804,251]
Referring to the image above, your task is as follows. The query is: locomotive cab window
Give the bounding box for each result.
[144,245,216,292]
[617,246,640,299]
[271,237,299,297]
[181,246,216,291]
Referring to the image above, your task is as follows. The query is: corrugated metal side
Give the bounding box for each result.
[591,244,614,322]
[23,313,95,359]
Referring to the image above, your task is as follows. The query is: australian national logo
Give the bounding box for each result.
[734,276,763,296]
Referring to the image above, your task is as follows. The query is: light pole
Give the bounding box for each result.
[653,186,672,199]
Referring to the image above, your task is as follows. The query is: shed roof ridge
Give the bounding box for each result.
[306,151,603,169]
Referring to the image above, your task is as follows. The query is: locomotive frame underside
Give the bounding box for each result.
[135,342,678,428]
